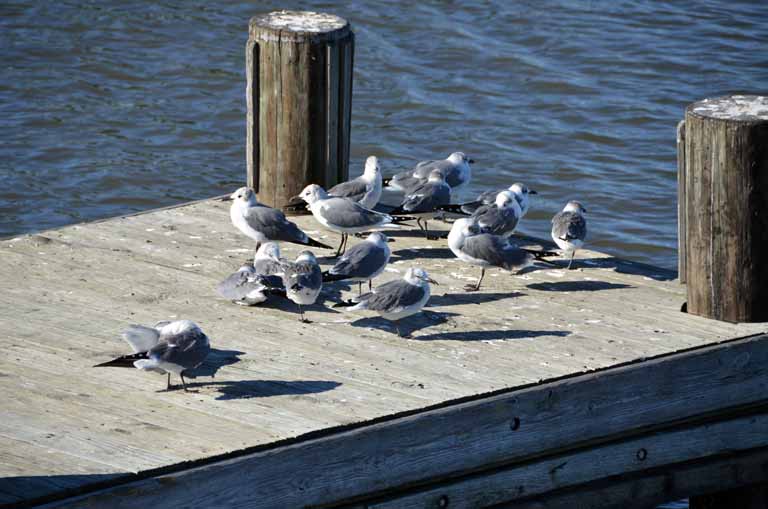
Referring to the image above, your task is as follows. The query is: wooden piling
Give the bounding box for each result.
[683,95,768,322]
[677,119,686,284]
[246,11,354,208]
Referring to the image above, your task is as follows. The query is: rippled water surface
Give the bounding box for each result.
[2,1,767,269]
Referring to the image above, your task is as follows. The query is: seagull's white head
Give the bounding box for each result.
[363,156,380,178]
[405,267,438,286]
[296,250,318,264]
[564,200,587,215]
[509,183,536,198]
[366,231,389,246]
[230,186,257,205]
[448,151,474,165]
[495,190,518,209]
[255,242,280,261]
[427,169,445,183]
[295,184,328,205]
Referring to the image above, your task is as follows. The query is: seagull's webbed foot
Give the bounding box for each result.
[464,284,481,292]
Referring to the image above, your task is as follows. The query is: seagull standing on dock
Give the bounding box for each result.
[440,182,537,216]
[322,232,391,294]
[281,251,323,323]
[448,217,534,291]
[334,267,437,337]
[327,156,383,209]
[471,190,522,237]
[385,152,474,193]
[217,243,285,305]
[94,320,211,392]
[229,187,332,251]
[388,169,451,239]
[293,184,406,257]
[551,201,588,269]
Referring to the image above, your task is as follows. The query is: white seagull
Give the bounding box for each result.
[94,320,211,392]
[328,155,383,209]
[335,267,437,337]
[448,217,534,291]
[216,242,285,306]
[293,184,406,257]
[281,251,323,323]
[229,187,331,251]
[322,231,391,294]
[385,152,474,193]
[551,201,588,269]
[440,182,537,216]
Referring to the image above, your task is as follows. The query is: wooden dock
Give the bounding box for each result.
[1,198,767,508]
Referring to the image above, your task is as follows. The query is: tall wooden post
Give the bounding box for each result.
[246,11,354,208]
[683,95,768,323]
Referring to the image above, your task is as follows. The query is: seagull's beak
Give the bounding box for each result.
[386,238,396,243]
[289,194,303,203]
[426,277,438,285]
[529,189,538,195]
[468,159,476,164]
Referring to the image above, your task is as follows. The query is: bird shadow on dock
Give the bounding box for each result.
[428,291,525,307]
[571,257,676,281]
[349,310,459,338]
[412,329,572,342]
[259,295,341,317]
[187,379,341,401]
[185,349,245,379]
[389,247,456,262]
[526,281,632,292]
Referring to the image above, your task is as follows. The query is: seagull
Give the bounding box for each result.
[471,190,522,237]
[293,184,408,257]
[281,251,323,323]
[322,232,391,294]
[229,187,332,251]
[388,169,451,239]
[551,201,588,269]
[439,182,537,216]
[385,152,474,193]
[327,155,382,209]
[94,320,211,392]
[334,267,437,337]
[447,217,534,291]
[216,243,285,305]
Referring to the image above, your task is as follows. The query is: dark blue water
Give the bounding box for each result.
[2,0,767,270]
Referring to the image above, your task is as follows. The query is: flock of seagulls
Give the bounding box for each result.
[96,152,588,391]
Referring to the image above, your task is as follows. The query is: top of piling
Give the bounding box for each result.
[688,95,768,122]
[249,11,350,41]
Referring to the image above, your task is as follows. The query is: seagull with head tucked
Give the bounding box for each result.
[385,152,474,194]
[551,201,588,269]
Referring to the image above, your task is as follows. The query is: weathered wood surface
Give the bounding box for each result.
[677,119,686,285]
[246,11,353,207]
[0,198,765,507]
[684,95,768,322]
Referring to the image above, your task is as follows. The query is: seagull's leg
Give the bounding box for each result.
[416,218,425,235]
[166,372,171,391]
[298,304,311,323]
[335,234,345,257]
[180,373,188,392]
[567,251,575,270]
[342,233,349,255]
[368,280,372,292]
[395,321,403,337]
[358,282,362,295]
[465,268,485,292]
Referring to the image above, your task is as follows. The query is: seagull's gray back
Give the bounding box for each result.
[150,328,210,371]
[401,181,451,213]
[321,198,389,228]
[245,204,309,243]
[217,267,256,300]
[412,159,452,178]
[462,233,533,270]
[357,279,426,312]
[473,204,520,236]
[328,178,369,202]
[283,260,322,292]
[329,241,389,278]
[552,211,587,241]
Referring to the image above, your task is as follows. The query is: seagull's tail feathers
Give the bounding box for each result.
[521,248,559,265]
[298,236,333,250]
[94,351,148,368]
[322,271,348,283]
[435,204,472,216]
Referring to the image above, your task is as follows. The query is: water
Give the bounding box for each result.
[2,1,767,270]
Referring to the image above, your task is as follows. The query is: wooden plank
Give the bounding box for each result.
[38,333,768,508]
[367,412,768,508]
[504,448,768,509]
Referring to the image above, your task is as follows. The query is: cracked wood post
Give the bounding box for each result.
[246,11,354,209]
[684,95,768,321]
